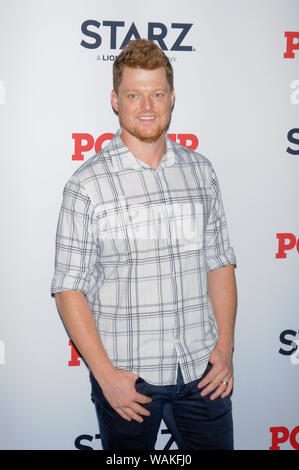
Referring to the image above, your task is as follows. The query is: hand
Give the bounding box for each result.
[99,368,152,423]
[197,346,233,400]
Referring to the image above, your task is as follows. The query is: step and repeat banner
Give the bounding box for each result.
[1,0,298,450]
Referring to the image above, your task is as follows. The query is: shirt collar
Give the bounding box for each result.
[108,129,177,172]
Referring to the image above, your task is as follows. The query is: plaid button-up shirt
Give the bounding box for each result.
[51,129,236,385]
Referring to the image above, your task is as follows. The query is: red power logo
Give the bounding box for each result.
[68,340,81,366]
[284,32,299,58]
[270,426,299,450]
[276,233,299,258]
[72,133,199,160]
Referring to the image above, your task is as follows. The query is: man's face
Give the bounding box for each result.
[111,66,175,144]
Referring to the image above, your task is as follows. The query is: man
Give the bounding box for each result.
[51,39,237,450]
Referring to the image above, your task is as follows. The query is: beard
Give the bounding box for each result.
[119,113,172,144]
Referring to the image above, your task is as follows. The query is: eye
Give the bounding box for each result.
[153,93,164,98]
[128,93,138,99]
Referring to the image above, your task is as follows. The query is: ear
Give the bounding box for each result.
[171,88,175,108]
[111,89,119,113]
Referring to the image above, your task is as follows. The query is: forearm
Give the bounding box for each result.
[55,290,152,422]
[54,290,114,385]
[207,264,237,352]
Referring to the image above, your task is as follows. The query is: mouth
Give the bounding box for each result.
[137,115,157,123]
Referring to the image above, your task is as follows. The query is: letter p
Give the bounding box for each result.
[269,426,289,450]
[284,32,299,58]
[275,233,297,258]
[72,133,94,160]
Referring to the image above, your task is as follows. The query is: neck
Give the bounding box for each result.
[120,129,166,170]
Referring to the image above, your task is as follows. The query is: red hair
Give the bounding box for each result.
[113,39,173,93]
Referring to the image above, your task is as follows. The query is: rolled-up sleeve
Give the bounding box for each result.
[51,175,97,296]
[204,166,236,271]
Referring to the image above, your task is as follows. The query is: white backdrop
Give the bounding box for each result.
[1,0,298,450]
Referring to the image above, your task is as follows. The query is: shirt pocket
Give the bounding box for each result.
[95,205,131,260]
[168,200,204,253]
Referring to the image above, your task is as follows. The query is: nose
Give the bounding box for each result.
[140,95,153,111]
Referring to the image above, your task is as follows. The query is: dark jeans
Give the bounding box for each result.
[90,362,233,450]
